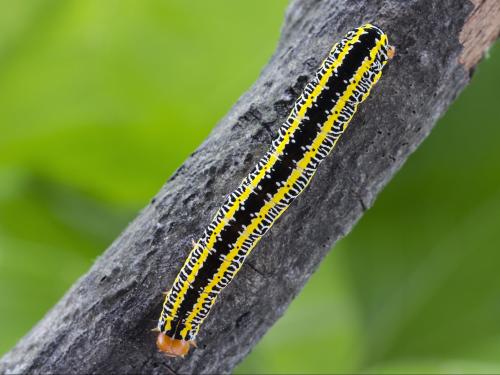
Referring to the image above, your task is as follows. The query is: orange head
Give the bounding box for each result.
[156,332,194,358]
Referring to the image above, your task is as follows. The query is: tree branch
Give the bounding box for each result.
[1,0,498,373]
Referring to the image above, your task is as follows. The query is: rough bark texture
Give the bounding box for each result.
[460,0,500,68]
[1,0,498,374]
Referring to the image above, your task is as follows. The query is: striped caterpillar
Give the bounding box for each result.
[155,24,394,357]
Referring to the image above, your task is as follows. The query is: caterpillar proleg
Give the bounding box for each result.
[156,23,394,357]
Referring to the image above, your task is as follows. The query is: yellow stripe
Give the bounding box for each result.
[180,31,388,337]
[161,27,369,330]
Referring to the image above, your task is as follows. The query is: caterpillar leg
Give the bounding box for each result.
[388,45,396,59]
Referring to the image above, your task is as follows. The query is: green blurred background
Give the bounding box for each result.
[0,1,499,373]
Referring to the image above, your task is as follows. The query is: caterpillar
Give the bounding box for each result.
[155,23,394,357]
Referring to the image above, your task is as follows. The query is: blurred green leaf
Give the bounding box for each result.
[0,0,288,355]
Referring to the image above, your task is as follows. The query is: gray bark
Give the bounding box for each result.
[1,0,498,374]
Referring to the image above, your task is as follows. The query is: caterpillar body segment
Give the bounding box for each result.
[157,24,393,357]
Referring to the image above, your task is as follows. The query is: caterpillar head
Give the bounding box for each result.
[156,332,195,358]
